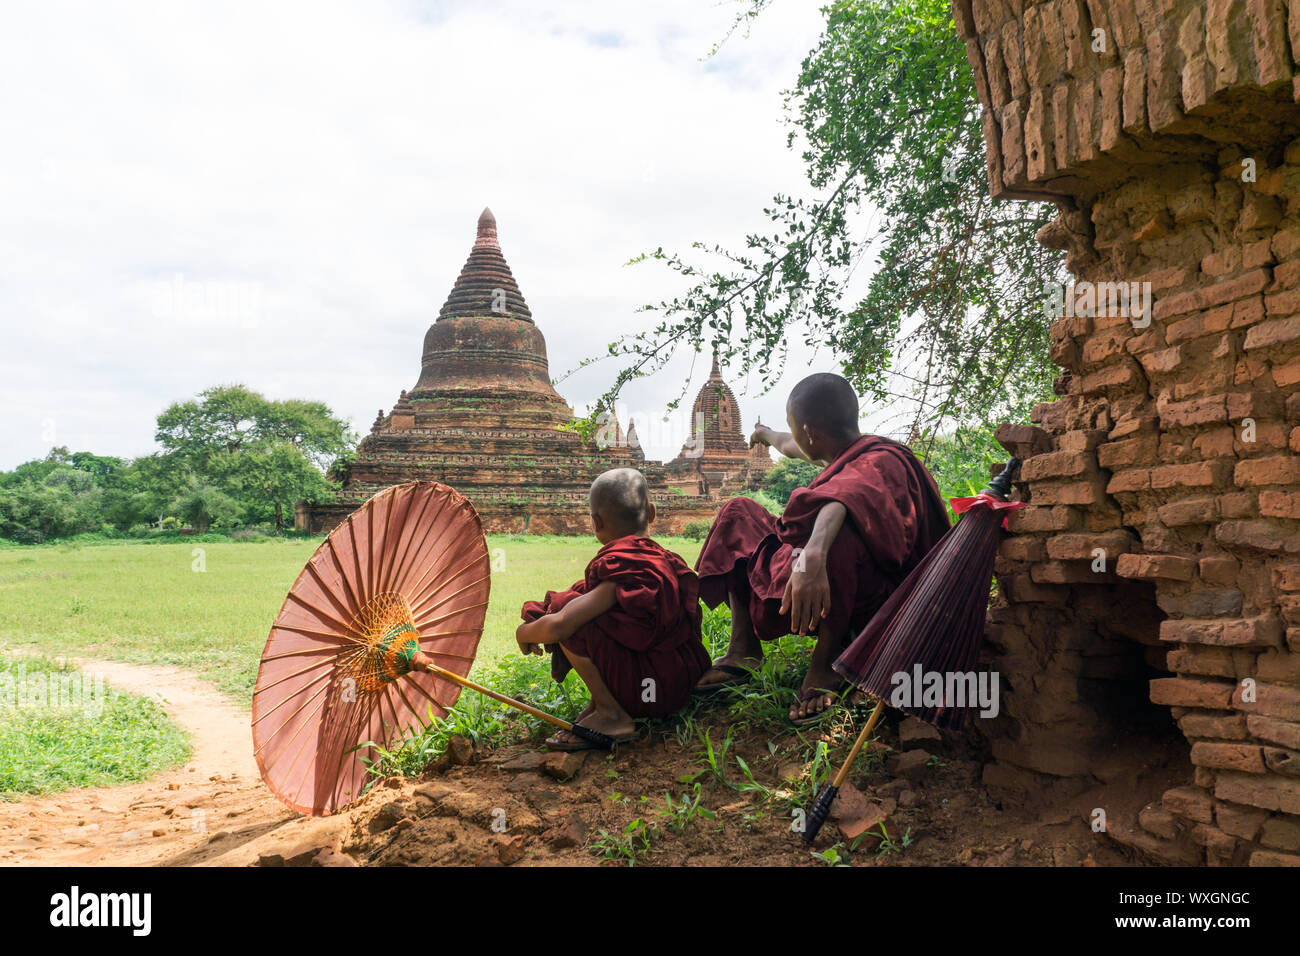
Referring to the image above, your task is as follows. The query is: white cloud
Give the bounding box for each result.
[0,0,852,470]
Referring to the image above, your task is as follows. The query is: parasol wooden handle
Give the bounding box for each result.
[802,700,886,844]
[409,651,616,749]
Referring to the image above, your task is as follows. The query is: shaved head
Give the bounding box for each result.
[787,373,860,437]
[589,467,650,534]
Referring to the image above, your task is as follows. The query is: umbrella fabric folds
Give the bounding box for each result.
[802,459,1023,843]
[252,481,490,816]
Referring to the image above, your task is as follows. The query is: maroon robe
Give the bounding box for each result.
[696,435,950,643]
[521,535,710,718]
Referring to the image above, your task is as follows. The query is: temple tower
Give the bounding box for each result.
[299,209,715,534]
[665,353,774,496]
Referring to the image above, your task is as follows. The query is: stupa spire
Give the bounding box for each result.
[474,207,499,249]
[438,207,532,322]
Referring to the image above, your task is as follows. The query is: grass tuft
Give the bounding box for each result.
[0,655,191,799]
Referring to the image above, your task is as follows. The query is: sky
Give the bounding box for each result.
[0,0,848,470]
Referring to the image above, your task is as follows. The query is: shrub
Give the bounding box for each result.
[682,520,712,541]
[763,458,821,505]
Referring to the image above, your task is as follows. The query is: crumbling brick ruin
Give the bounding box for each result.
[957,0,1300,864]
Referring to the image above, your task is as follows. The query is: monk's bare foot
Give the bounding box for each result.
[547,709,637,750]
[790,668,842,724]
[576,709,636,740]
[696,655,761,691]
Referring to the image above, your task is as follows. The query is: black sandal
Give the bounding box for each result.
[694,662,755,694]
[545,725,639,752]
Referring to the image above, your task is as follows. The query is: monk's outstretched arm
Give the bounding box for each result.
[750,422,811,462]
[780,501,847,635]
[516,581,618,655]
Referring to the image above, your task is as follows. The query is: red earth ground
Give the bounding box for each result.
[0,657,1178,867]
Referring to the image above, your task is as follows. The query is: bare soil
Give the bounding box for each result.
[0,657,293,866]
[0,659,1158,867]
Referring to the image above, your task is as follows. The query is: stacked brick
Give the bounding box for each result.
[958,0,1300,864]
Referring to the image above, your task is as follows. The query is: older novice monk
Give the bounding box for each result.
[516,468,710,750]
[694,373,949,724]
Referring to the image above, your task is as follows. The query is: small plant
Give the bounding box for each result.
[694,725,735,786]
[657,784,717,833]
[810,843,852,867]
[700,605,732,660]
[785,740,832,809]
[732,754,773,800]
[866,825,914,857]
[590,818,655,865]
[670,710,700,750]
[681,519,712,541]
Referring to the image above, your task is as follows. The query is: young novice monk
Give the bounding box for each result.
[516,467,710,750]
[694,373,950,724]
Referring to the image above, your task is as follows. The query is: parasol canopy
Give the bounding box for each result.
[832,458,1024,730]
[802,458,1023,843]
[252,481,490,815]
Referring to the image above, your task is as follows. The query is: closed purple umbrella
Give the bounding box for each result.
[802,459,1023,844]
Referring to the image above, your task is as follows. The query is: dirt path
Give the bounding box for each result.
[0,657,299,866]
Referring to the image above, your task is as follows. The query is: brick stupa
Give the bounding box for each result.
[298,208,716,535]
[665,353,774,496]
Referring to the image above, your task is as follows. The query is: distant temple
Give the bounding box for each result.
[664,354,774,496]
[298,209,771,535]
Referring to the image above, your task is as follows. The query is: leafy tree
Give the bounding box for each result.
[155,384,354,529]
[208,442,335,530]
[600,0,1062,448]
[0,446,72,488]
[156,384,353,472]
[763,457,822,504]
[100,485,162,532]
[126,453,191,520]
[912,423,1005,500]
[170,478,242,534]
[66,451,126,482]
[0,385,353,540]
[0,466,103,542]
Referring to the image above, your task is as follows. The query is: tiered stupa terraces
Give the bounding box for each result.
[299,209,768,535]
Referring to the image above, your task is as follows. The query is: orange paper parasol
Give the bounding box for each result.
[252,481,490,816]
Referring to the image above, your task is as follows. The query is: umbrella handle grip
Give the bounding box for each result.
[568,722,617,750]
[802,784,839,844]
[983,457,1021,500]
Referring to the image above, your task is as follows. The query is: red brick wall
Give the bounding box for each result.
[960,0,1300,865]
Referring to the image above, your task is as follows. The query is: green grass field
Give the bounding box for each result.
[0,654,192,799]
[0,534,703,705]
